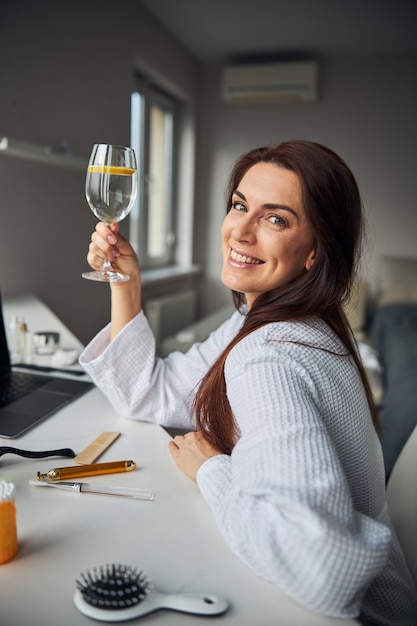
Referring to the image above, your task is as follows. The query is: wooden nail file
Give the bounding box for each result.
[74,432,121,465]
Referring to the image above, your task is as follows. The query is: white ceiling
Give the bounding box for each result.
[141,0,417,64]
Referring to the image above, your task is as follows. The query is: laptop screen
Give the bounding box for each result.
[0,290,12,376]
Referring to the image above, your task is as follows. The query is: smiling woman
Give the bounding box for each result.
[221,162,315,308]
[79,140,417,625]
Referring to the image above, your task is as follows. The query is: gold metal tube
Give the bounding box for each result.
[39,460,136,481]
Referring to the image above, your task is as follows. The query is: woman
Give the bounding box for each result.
[80,140,417,624]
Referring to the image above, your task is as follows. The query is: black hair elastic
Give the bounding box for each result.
[0,447,75,459]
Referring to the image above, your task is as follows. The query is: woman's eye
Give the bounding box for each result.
[232,201,246,212]
[269,214,287,227]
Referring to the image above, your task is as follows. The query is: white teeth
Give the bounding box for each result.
[231,249,262,264]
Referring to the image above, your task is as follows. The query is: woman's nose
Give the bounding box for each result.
[231,214,257,243]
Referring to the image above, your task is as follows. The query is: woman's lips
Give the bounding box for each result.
[229,248,263,265]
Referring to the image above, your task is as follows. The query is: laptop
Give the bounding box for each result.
[0,291,94,438]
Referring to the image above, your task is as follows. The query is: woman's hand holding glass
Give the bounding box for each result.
[87,222,142,340]
[87,222,139,284]
[83,143,138,282]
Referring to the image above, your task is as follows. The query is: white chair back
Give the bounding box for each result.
[386,425,417,587]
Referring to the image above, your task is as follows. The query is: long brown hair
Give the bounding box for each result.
[194,140,378,454]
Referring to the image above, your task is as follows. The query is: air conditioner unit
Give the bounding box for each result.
[221,61,319,104]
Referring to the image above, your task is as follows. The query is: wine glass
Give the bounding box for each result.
[82,143,138,282]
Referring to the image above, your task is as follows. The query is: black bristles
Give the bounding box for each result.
[76,564,152,610]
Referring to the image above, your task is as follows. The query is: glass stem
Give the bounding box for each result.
[101,259,113,272]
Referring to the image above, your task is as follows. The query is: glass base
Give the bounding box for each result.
[82,270,130,283]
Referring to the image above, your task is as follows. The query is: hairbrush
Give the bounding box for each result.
[74,563,229,621]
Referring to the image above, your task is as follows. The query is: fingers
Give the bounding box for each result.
[92,222,121,255]
[86,223,112,261]
[168,434,204,482]
[169,432,199,459]
[172,431,200,448]
[86,222,134,274]
[168,439,180,456]
[87,222,141,282]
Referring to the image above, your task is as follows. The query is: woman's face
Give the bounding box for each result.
[221,162,316,309]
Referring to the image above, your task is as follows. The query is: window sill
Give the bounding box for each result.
[141,264,201,287]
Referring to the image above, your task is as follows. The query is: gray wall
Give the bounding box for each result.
[0,1,198,344]
[194,56,417,314]
[1,1,416,344]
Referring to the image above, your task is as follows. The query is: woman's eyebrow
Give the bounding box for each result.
[232,189,299,219]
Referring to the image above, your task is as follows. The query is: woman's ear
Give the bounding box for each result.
[305,249,315,271]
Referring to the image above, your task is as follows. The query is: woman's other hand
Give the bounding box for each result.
[169,431,222,482]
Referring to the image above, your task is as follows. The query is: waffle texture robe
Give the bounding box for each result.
[80,309,417,624]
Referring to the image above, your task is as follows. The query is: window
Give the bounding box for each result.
[130,83,177,268]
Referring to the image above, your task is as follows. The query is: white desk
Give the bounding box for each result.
[0,297,358,625]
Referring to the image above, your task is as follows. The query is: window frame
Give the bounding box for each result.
[130,81,178,269]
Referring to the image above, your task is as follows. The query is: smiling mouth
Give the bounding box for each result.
[230,248,263,265]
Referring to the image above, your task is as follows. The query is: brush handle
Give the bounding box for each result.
[74,589,229,621]
[140,590,229,615]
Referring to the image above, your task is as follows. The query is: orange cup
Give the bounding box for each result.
[0,500,18,564]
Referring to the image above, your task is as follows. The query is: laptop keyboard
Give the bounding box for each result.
[0,372,52,407]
